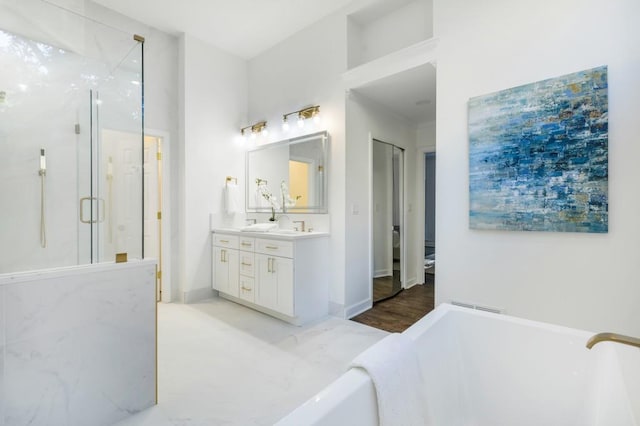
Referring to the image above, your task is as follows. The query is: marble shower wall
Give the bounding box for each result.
[0,260,156,426]
[0,1,144,274]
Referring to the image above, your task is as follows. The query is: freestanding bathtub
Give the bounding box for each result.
[277,303,640,425]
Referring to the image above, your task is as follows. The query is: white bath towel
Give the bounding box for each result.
[225,183,240,215]
[350,333,431,426]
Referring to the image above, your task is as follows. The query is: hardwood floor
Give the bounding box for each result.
[352,273,435,333]
[372,270,402,302]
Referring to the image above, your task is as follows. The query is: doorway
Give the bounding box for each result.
[101,130,167,301]
[424,152,436,281]
[372,139,404,303]
[424,152,436,275]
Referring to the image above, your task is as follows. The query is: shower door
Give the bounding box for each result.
[79,40,144,265]
[0,1,144,274]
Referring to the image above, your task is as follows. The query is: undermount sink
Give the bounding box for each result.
[269,229,303,234]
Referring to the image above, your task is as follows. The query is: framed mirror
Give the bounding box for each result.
[246,131,328,213]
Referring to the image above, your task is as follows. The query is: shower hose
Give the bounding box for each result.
[40,169,46,248]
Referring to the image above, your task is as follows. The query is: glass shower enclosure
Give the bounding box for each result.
[0,0,144,274]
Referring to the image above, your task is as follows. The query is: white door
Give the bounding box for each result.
[100,129,143,261]
[143,137,159,263]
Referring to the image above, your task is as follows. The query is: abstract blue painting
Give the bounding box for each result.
[468,66,608,233]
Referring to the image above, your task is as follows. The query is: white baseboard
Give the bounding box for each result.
[183,287,215,303]
[404,275,418,289]
[373,269,392,278]
[345,298,372,319]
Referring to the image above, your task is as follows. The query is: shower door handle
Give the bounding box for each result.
[80,197,106,223]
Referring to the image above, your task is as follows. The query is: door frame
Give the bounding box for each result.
[416,146,435,284]
[145,128,172,302]
[369,136,406,300]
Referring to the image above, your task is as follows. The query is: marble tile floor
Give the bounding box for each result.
[114,297,388,426]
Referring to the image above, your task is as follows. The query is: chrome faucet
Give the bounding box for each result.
[586,332,640,349]
[292,220,305,232]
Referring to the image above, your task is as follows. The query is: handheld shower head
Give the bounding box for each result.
[40,148,46,175]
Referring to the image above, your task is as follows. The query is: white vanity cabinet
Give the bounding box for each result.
[212,229,329,325]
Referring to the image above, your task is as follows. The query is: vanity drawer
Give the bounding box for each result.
[213,234,239,249]
[239,251,255,277]
[255,238,294,258]
[239,237,255,251]
[239,276,255,303]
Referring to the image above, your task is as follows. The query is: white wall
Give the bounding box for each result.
[360,0,432,65]
[434,0,640,335]
[348,0,433,68]
[417,121,436,150]
[247,12,347,311]
[179,33,247,302]
[345,91,419,317]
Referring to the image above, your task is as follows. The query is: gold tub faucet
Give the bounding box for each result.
[586,332,640,350]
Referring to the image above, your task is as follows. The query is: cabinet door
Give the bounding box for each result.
[226,248,239,297]
[256,254,293,316]
[213,246,239,297]
[256,254,276,310]
[274,256,294,316]
[213,246,226,291]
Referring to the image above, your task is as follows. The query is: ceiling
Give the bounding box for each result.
[92,0,355,59]
[91,0,435,125]
[354,63,436,124]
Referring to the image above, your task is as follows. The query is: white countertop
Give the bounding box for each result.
[212,228,329,240]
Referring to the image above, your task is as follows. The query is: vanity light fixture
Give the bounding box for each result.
[240,120,268,139]
[282,105,320,132]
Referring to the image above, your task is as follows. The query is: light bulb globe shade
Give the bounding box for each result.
[282,120,290,132]
[262,128,269,137]
[297,117,305,128]
[313,114,321,124]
